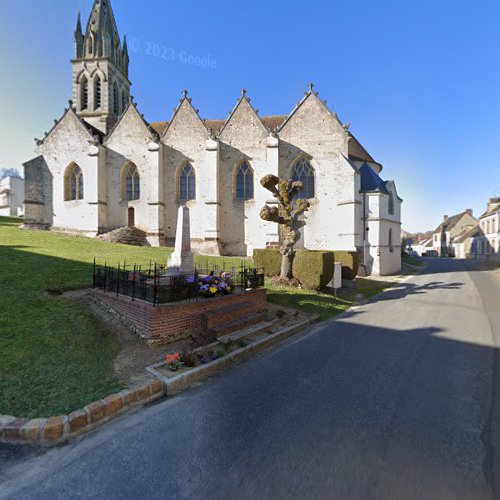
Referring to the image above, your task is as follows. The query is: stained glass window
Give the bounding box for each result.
[125,164,140,201]
[66,164,84,201]
[291,159,315,199]
[179,163,196,201]
[236,162,254,200]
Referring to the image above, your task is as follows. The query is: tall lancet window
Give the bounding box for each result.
[124,164,140,201]
[388,191,395,215]
[291,159,315,199]
[121,91,128,114]
[113,82,120,115]
[81,77,89,110]
[235,162,254,200]
[65,164,84,201]
[179,163,196,201]
[94,76,102,110]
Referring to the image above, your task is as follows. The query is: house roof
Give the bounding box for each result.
[434,212,474,233]
[453,225,481,244]
[347,132,375,164]
[479,199,500,219]
[359,163,390,195]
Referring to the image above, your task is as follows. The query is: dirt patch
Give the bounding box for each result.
[65,290,190,385]
[65,291,310,387]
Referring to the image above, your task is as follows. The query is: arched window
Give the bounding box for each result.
[113,82,120,115]
[179,163,196,201]
[64,164,84,201]
[123,163,140,201]
[235,162,254,200]
[87,36,93,56]
[388,192,395,215]
[94,75,102,110]
[81,77,89,111]
[389,228,394,253]
[121,90,128,114]
[291,159,315,199]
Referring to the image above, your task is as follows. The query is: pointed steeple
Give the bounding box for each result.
[76,0,128,77]
[74,12,84,59]
[122,35,129,78]
[71,0,131,134]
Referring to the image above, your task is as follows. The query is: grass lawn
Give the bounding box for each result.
[265,277,394,321]
[402,254,423,267]
[0,218,245,418]
[0,217,393,417]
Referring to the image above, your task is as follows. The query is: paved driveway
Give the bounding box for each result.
[1,258,500,499]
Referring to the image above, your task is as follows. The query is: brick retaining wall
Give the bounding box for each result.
[0,379,164,446]
[92,288,268,341]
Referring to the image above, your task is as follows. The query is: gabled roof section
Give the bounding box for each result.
[453,225,481,244]
[37,104,100,146]
[479,198,500,218]
[161,90,206,138]
[217,90,269,138]
[359,163,390,195]
[434,211,477,233]
[104,102,158,144]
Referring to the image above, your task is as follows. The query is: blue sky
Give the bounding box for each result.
[0,0,499,232]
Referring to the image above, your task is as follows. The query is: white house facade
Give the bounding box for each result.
[0,176,24,217]
[23,0,403,276]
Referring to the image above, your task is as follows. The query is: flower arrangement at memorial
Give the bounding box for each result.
[198,272,234,298]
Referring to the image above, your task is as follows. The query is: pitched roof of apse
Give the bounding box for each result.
[359,163,390,195]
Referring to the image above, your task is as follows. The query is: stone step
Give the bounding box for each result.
[217,319,279,344]
[209,312,266,338]
[201,301,257,330]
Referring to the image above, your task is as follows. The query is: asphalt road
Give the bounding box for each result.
[1,258,500,500]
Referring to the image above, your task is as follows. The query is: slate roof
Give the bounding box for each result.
[359,163,390,195]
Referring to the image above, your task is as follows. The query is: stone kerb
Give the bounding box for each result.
[0,379,163,447]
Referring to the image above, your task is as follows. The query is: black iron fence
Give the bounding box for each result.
[92,260,264,306]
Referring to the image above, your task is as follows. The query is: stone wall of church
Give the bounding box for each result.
[104,106,163,245]
[38,111,101,236]
[218,99,274,256]
[278,94,358,252]
[162,100,209,249]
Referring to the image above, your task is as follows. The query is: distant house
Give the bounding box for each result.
[475,198,500,259]
[0,176,24,217]
[432,210,478,257]
[413,238,433,256]
[451,226,482,259]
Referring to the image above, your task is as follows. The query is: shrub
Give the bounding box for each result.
[332,251,359,281]
[292,250,335,290]
[253,248,281,277]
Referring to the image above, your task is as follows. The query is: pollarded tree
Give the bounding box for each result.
[259,175,310,279]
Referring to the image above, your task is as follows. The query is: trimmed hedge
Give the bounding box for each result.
[253,249,281,277]
[253,248,360,283]
[333,251,359,281]
[292,250,335,291]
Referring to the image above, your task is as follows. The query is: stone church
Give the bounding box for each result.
[23,0,402,276]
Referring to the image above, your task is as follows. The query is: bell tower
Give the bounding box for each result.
[72,0,130,134]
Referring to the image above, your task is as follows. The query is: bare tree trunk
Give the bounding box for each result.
[280,251,294,279]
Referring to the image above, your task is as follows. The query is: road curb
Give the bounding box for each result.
[147,317,320,396]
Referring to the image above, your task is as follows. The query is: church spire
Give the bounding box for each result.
[71,0,131,134]
[74,12,84,59]
[75,0,128,77]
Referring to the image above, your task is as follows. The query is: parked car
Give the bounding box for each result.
[423,250,439,257]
